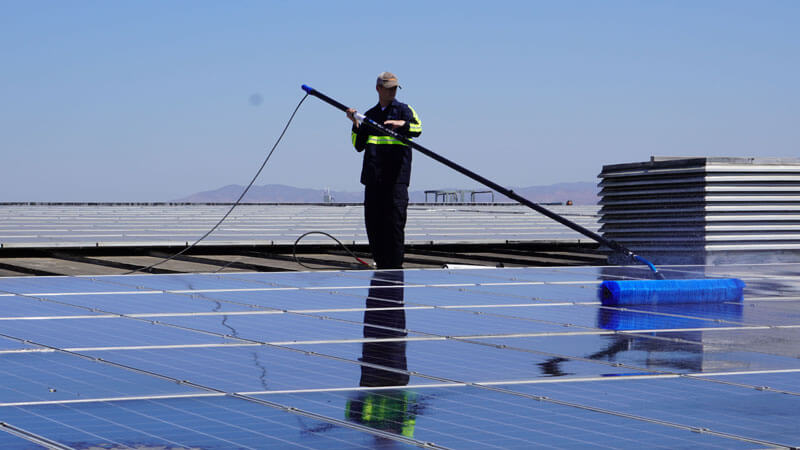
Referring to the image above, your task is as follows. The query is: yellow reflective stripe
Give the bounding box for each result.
[351,131,358,147]
[408,106,422,133]
[362,399,373,421]
[366,135,409,146]
[401,417,416,437]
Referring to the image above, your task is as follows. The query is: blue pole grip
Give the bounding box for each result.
[299,84,350,112]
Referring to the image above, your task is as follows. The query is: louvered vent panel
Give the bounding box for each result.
[598,157,800,263]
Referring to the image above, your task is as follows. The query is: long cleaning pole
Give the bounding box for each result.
[301,84,663,278]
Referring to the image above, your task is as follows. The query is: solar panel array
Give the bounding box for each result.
[0,204,600,248]
[0,265,798,448]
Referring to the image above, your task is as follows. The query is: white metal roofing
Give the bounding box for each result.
[0,204,601,249]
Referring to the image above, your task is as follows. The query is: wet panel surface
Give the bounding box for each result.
[259,386,758,449]
[205,288,372,312]
[320,308,578,337]
[739,301,800,326]
[0,351,203,403]
[0,430,46,449]
[85,345,447,393]
[503,377,800,447]
[472,333,800,374]
[437,304,738,332]
[30,292,267,315]
[625,301,800,327]
[0,276,130,295]
[229,271,382,289]
[0,295,102,317]
[89,272,281,292]
[430,283,604,304]
[0,335,35,351]
[692,371,800,394]
[649,328,800,359]
[0,265,798,448]
[0,396,411,449]
[395,267,611,285]
[289,340,645,382]
[156,313,385,343]
[0,317,230,349]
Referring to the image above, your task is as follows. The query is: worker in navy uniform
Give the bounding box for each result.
[346,72,422,269]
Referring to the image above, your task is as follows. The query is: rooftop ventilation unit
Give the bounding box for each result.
[598,156,800,265]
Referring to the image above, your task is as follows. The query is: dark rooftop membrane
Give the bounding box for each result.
[0,264,798,448]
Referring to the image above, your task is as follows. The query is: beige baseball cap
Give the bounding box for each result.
[376,71,401,89]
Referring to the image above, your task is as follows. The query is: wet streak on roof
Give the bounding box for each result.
[0,265,798,448]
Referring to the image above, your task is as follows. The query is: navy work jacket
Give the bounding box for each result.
[351,99,422,186]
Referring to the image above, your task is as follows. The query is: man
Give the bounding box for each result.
[346,72,422,269]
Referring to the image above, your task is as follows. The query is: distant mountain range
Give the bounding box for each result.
[175,181,599,204]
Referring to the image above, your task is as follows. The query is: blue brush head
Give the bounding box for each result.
[600,278,745,306]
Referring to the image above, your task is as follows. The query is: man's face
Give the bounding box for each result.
[376,85,397,102]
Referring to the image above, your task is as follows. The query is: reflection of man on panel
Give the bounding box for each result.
[345,270,417,437]
[359,270,408,387]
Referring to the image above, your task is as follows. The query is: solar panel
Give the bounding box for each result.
[508,378,800,446]
[258,387,760,449]
[0,351,204,404]
[0,265,798,448]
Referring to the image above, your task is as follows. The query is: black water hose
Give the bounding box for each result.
[126,94,310,274]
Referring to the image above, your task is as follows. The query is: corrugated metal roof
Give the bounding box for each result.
[0,203,606,276]
[0,204,600,249]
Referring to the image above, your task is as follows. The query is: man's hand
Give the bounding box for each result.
[384,120,406,129]
[346,108,360,127]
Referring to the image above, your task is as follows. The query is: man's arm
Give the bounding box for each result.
[347,108,368,152]
[393,105,421,138]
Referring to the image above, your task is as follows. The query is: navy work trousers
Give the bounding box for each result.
[364,183,408,270]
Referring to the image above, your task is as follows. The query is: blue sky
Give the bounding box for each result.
[2,1,797,201]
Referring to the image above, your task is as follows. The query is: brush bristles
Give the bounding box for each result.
[600,279,745,306]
